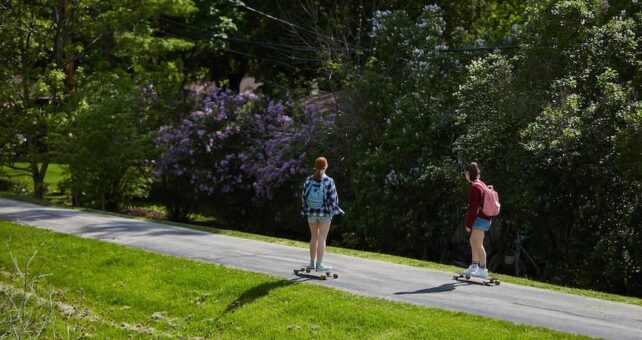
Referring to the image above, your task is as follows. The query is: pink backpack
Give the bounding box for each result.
[481,184,501,217]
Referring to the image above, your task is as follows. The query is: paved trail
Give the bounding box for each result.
[1,198,641,339]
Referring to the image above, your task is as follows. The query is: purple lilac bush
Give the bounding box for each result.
[153,86,335,208]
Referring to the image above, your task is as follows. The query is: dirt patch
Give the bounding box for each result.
[121,207,166,220]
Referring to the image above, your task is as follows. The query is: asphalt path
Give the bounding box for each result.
[1,198,641,339]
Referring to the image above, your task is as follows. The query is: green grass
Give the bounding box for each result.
[2,191,642,308]
[0,221,587,339]
[0,162,67,193]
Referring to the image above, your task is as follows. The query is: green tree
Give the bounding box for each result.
[455,0,642,294]
[65,71,151,210]
[1,0,243,206]
[0,0,199,198]
[0,0,76,198]
[335,7,468,259]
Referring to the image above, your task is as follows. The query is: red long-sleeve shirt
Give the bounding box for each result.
[466,180,491,228]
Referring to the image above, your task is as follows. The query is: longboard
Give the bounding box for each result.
[294,267,339,280]
[453,272,500,286]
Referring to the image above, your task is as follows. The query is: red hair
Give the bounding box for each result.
[313,157,328,180]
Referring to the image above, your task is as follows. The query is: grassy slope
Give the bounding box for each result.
[1,191,641,308]
[0,221,587,339]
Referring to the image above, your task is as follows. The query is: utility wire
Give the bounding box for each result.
[160,16,519,55]
[225,0,369,51]
[159,17,369,53]
[436,45,520,53]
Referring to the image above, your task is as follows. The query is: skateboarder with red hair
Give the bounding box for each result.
[301,157,344,272]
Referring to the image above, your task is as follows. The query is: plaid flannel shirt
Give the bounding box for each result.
[301,174,344,218]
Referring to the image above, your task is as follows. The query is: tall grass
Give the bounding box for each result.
[0,250,56,338]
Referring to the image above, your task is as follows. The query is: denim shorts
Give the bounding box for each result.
[307,216,332,224]
[472,217,492,231]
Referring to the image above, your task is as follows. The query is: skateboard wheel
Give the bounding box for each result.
[333,274,338,279]
[305,269,310,273]
[320,275,326,280]
[495,281,500,286]
[465,275,470,279]
[294,269,298,275]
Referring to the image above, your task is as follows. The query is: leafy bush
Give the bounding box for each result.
[0,178,12,191]
[65,71,153,211]
[332,1,642,296]
[452,0,642,294]
[336,6,469,259]
[154,86,335,226]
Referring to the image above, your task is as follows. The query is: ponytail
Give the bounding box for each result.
[313,157,328,181]
[466,162,481,180]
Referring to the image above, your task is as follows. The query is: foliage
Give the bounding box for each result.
[0,0,235,199]
[453,0,642,294]
[334,6,468,259]
[154,86,335,222]
[328,1,642,296]
[64,71,153,211]
[0,0,71,198]
[3,0,641,297]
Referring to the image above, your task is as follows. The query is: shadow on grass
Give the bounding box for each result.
[222,280,294,315]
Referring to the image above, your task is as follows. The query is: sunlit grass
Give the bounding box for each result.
[0,221,586,339]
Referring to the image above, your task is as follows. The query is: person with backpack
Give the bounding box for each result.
[301,157,344,272]
[462,162,500,279]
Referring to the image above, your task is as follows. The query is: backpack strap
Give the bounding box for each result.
[321,178,328,208]
[304,178,314,199]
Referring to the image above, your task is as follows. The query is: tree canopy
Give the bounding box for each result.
[2,0,641,297]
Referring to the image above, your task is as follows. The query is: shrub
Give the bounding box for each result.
[154,86,336,227]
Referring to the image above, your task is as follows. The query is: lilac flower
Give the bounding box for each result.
[154,84,336,200]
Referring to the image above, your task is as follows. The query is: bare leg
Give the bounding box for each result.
[309,220,320,264]
[470,231,480,264]
[471,229,487,267]
[316,221,331,263]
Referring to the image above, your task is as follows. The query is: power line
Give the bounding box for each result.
[224,0,363,50]
[223,1,526,55]
[157,25,318,70]
[159,17,314,52]
[158,22,329,68]
[225,0,305,30]
[161,16,521,62]
[436,45,521,53]
[161,14,520,55]
[159,17,369,53]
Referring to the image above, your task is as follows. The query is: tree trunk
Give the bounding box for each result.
[31,160,49,199]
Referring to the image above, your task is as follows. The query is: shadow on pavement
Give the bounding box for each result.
[75,222,210,238]
[0,208,80,223]
[0,204,222,238]
[394,281,473,295]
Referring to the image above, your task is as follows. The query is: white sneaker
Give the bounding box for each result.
[463,264,478,275]
[316,263,332,272]
[471,267,489,279]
